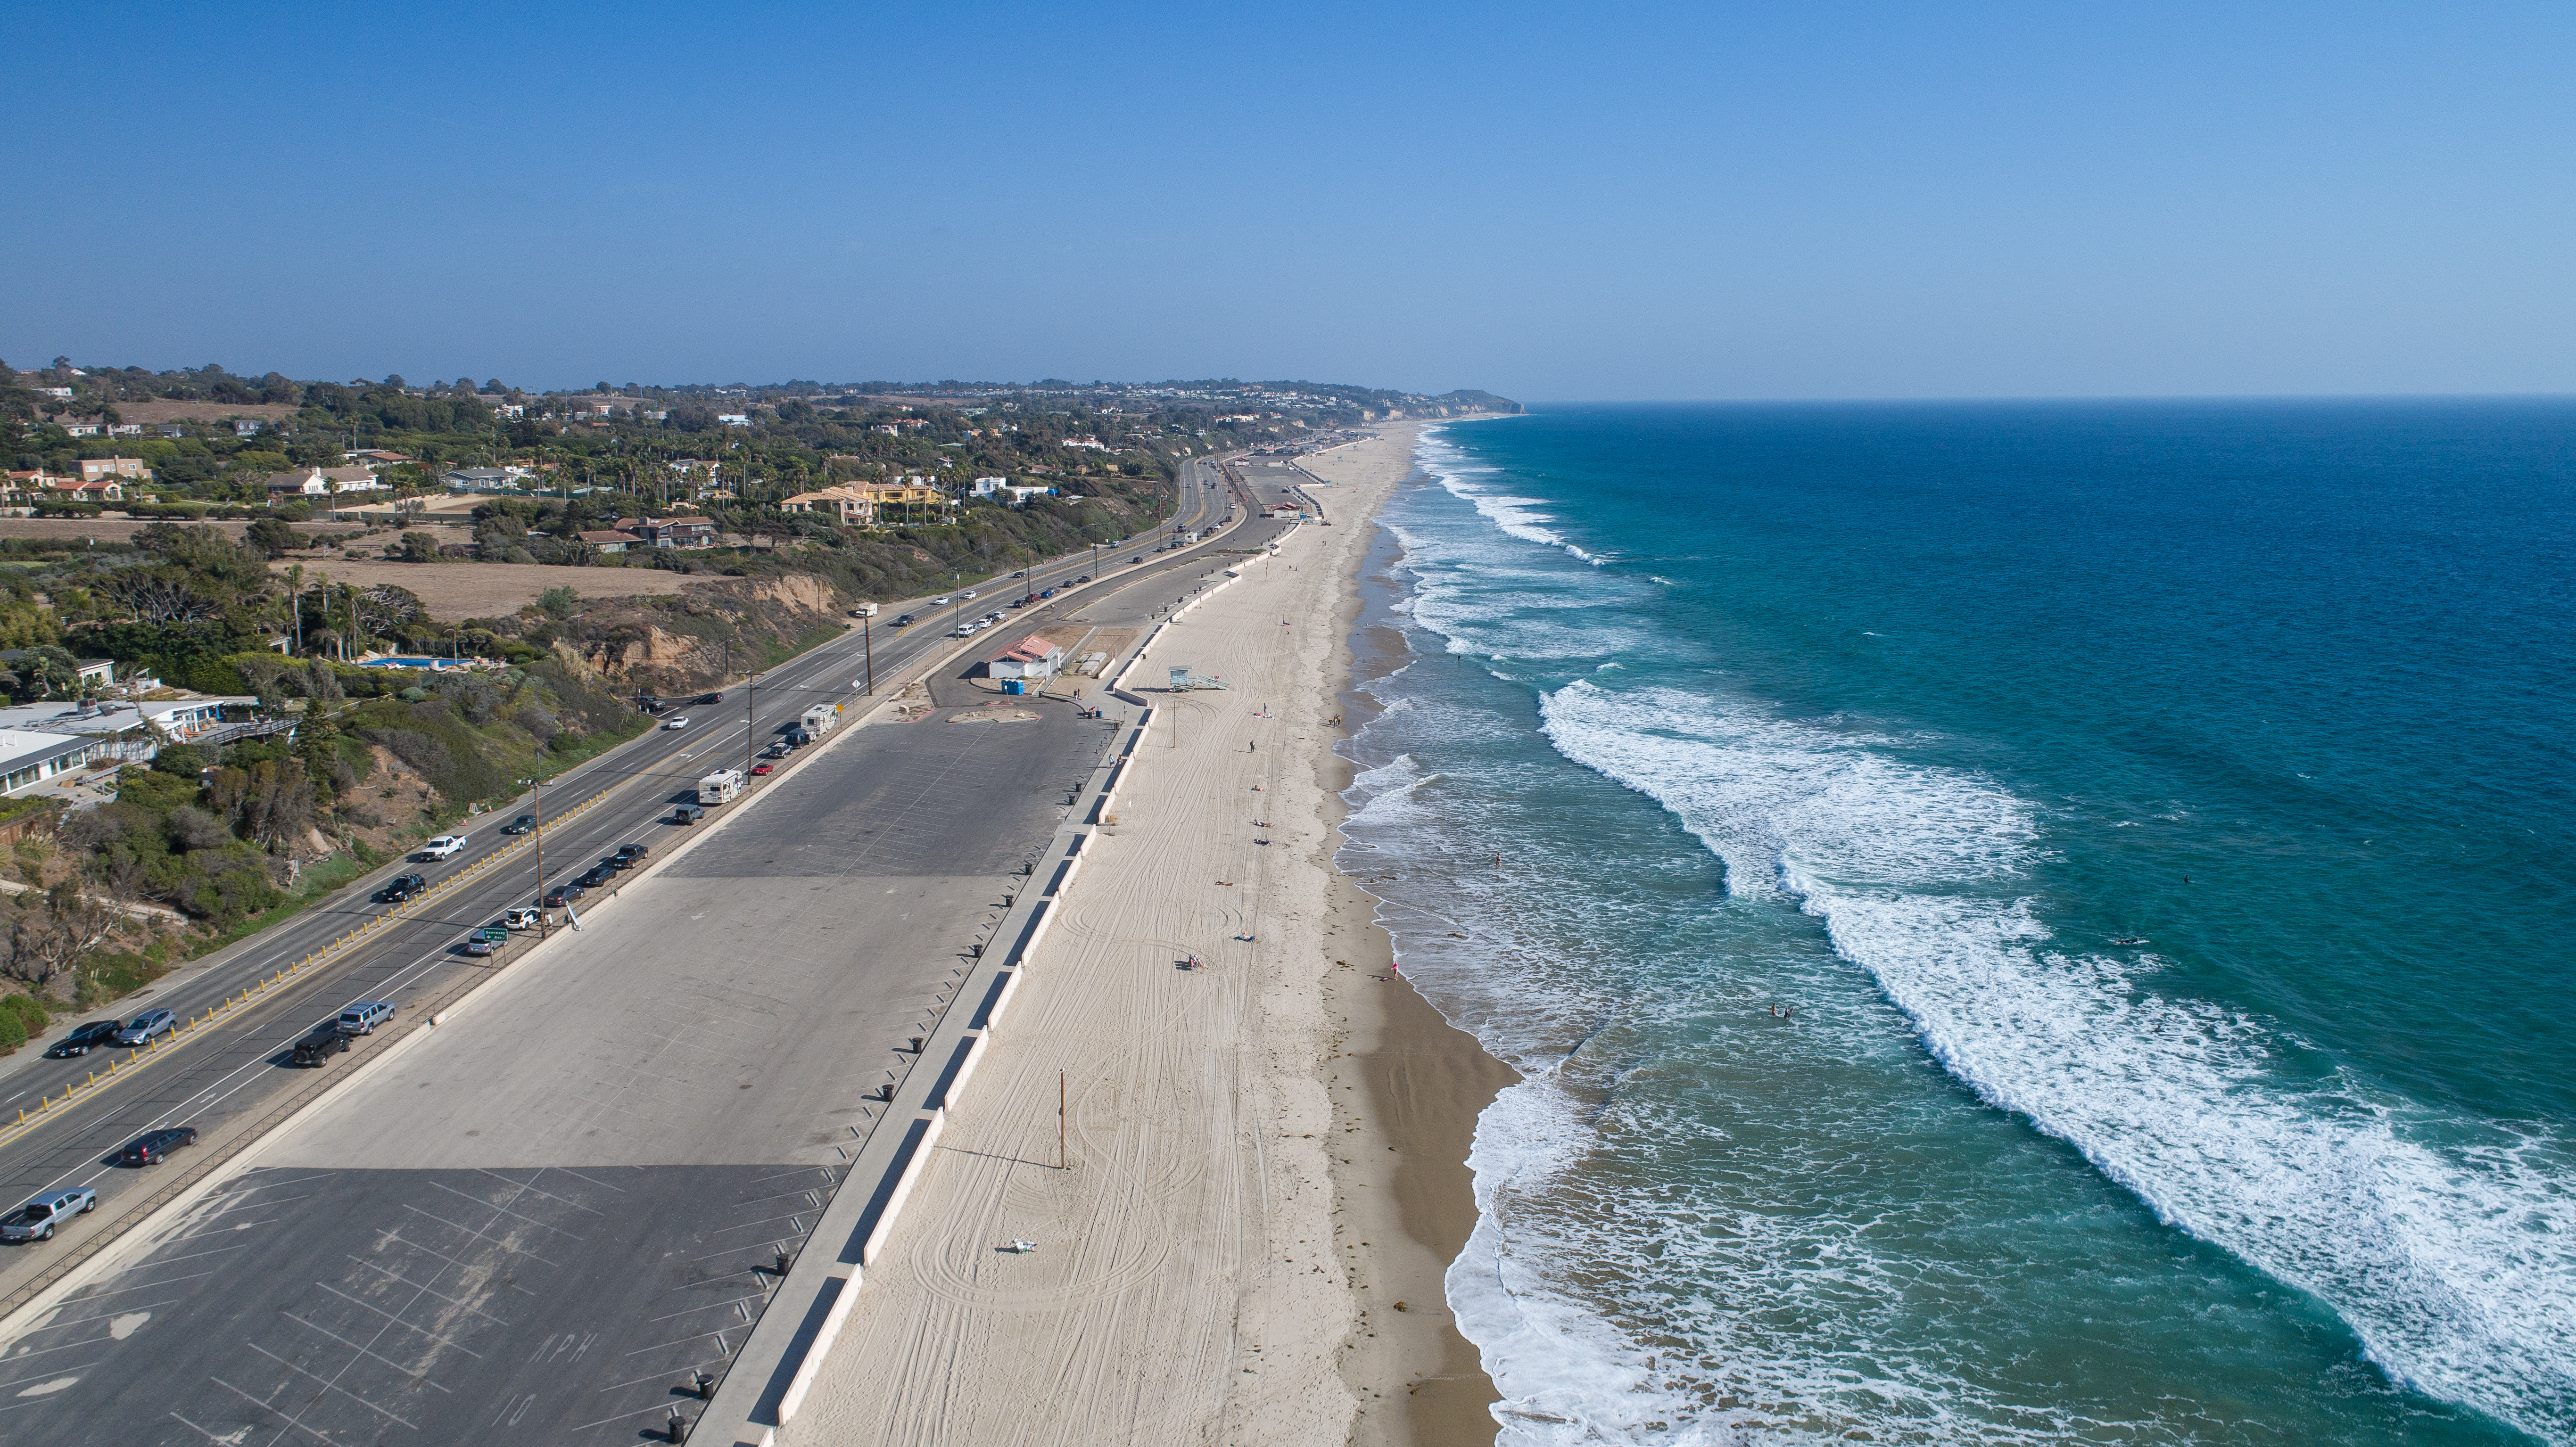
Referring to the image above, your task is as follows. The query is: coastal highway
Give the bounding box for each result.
[0,453,1259,1316]
[0,477,1296,1444]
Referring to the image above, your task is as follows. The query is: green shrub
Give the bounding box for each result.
[0,993,48,1036]
[0,1008,23,1052]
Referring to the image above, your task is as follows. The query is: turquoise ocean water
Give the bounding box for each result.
[1335,403,2576,1445]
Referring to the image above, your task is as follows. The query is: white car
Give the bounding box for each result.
[960,590,977,600]
[419,835,467,860]
[930,595,950,606]
[663,715,690,731]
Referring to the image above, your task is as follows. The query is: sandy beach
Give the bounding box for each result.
[785,425,1515,1445]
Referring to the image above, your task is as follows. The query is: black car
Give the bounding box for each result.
[543,882,586,907]
[695,691,723,705]
[117,1126,199,1167]
[602,853,636,872]
[575,866,612,888]
[47,1021,122,1058]
[379,874,428,903]
[291,1023,349,1067]
[615,843,649,862]
[1131,555,1144,564]
[501,815,537,835]
[893,613,914,627]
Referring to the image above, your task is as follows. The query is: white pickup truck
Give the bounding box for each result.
[418,835,468,860]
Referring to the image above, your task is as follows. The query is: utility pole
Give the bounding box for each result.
[1059,1070,1066,1169]
[862,617,874,695]
[746,674,756,779]
[529,775,549,939]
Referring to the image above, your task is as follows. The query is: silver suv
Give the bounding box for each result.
[114,1009,176,1046]
[1,1187,96,1243]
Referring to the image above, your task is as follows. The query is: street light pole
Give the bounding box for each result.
[528,775,549,939]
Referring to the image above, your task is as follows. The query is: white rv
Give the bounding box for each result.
[697,769,744,806]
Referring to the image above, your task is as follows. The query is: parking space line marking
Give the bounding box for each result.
[647,1292,766,1325]
[469,1168,607,1215]
[310,1283,484,1357]
[395,1204,560,1266]
[280,1311,456,1393]
[622,1328,729,1358]
[14,1296,181,1335]
[0,1359,105,1393]
[372,1228,541,1292]
[593,1357,724,1394]
[58,1269,219,1302]
[246,1341,419,1427]
[423,1181,587,1240]
[206,1375,335,1445]
[340,1257,511,1322]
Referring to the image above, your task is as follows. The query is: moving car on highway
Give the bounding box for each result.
[663,715,690,730]
[47,1020,122,1058]
[1,1187,95,1242]
[502,814,537,834]
[379,873,428,903]
[418,834,468,860]
[118,1126,199,1166]
[115,1009,175,1046]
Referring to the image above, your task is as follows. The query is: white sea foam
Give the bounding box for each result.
[1417,431,1608,565]
[1530,679,2576,1442]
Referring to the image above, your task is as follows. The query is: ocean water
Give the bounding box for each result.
[1335,402,2576,1445]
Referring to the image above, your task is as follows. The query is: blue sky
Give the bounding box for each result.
[5,1,2569,400]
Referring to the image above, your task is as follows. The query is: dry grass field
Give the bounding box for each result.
[264,559,718,618]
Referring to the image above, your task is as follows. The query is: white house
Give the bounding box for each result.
[0,730,109,795]
[267,466,390,497]
[988,634,1067,682]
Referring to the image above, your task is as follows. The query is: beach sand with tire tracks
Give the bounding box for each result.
[784,425,1511,1446]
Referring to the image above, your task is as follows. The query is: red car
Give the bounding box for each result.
[751,763,774,776]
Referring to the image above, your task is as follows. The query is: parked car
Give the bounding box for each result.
[337,1001,395,1036]
[418,835,468,860]
[1039,588,1056,599]
[1131,556,1143,565]
[380,873,427,903]
[461,937,495,957]
[696,692,723,705]
[603,853,636,872]
[751,762,774,776]
[291,1022,349,1067]
[673,804,706,824]
[663,715,690,730]
[1009,598,1027,608]
[614,843,649,863]
[1,1187,96,1243]
[501,814,537,835]
[544,883,586,907]
[503,906,542,930]
[118,1126,199,1167]
[1075,574,1091,584]
[576,866,611,888]
[47,1021,123,1058]
[114,1009,176,1046]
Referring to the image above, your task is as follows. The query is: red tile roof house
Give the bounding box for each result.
[988,634,1067,681]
